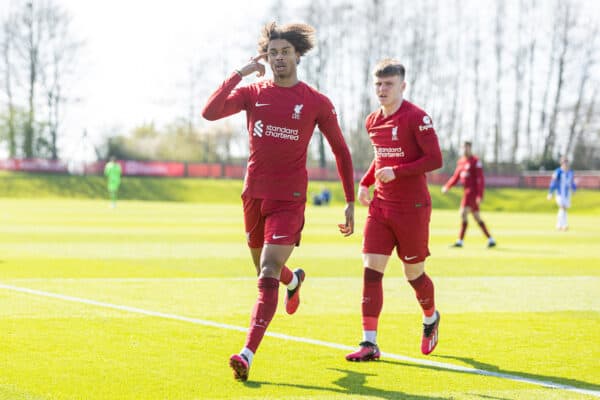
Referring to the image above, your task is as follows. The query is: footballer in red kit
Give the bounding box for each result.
[346,59,443,362]
[359,102,440,262]
[442,141,496,248]
[204,71,351,204]
[202,22,355,382]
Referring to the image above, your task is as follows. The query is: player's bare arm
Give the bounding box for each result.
[316,100,355,235]
[338,202,355,237]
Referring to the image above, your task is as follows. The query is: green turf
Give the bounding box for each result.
[1,171,599,213]
[0,198,598,399]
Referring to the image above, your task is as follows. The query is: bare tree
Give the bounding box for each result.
[348,0,394,171]
[1,0,82,159]
[565,25,597,157]
[447,0,463,150]
[18,1,40,158]
[404,0,439,111]
[471,19,482,150]
[183,60,205,136]
[266,0,286,27]
[537,5,560,156]
[302,0,353,168]
[510,0,526,163]
[524,0,537,157]
[571,84,599,169]
[1,18,18,157]
[199,0,600,170]
[572,84,598,161]
[39,3,82,159]
[492,0,505,166]
[542,1,575,162]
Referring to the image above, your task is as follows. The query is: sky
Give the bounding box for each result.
[61,0,270,161]
[0,0,598,162]
[1,0,270,161]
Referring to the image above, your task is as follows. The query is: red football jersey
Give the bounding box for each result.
[202,72,354,202]
[444,155,485,199]
[359,100,442,207]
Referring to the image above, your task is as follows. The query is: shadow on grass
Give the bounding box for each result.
[244,368,450,399]
[377,354,600,394]
[465,394,512,400]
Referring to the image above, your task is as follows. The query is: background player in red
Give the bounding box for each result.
[202,22,355,381]
[346,59,443,361]
[442,141,496,248]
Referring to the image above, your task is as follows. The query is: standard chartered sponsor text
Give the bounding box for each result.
[266,124,300,141]
[376,147,405,157]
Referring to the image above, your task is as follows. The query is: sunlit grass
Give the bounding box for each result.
[0,197,598,399]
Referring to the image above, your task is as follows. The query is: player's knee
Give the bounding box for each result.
[259,261,283,278]
[363,264,386,274]
[403,262,425,280]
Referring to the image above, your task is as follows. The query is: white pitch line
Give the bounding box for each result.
[1,282,598,398]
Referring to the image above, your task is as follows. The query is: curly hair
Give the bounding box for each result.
[258,22,316,56]
[373,58,406,80]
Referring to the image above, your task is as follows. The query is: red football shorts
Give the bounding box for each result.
[461,192,480,211]
[242,195,305,248]
[362,201,431,263]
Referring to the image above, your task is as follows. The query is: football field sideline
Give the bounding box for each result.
[2,281,598,399]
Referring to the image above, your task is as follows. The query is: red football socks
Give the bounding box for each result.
[478,221,491,238]
[362,268,384,331]
[279,265,293,285]
[409,273,435,317]
[245,277,279,353]
[459,221,468,240]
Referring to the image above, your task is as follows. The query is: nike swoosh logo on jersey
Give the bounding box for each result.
[255,102,270,107]
[404,255,418,261]
[272,234,288,240]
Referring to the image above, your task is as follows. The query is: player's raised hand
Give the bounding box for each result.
[237,54,267,78]
[358,185,371,206]
[338,202,355,237]
[441,186,448,194]
[375,167,395,183]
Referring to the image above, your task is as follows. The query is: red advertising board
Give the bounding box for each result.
[187,163,223,178]
[0,158,68,173]
[122,161,185,177]
[0,158,598,189]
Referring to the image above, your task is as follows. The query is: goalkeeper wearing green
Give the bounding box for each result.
[104,157,122,208]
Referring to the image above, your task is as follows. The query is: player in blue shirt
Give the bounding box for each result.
[547,157,576,231]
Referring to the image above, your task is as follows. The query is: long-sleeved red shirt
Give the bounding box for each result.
[359,100,442,208]
[443,155,485,199]
[202,72,354,202]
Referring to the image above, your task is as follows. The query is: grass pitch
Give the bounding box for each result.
[0,197,598,399]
